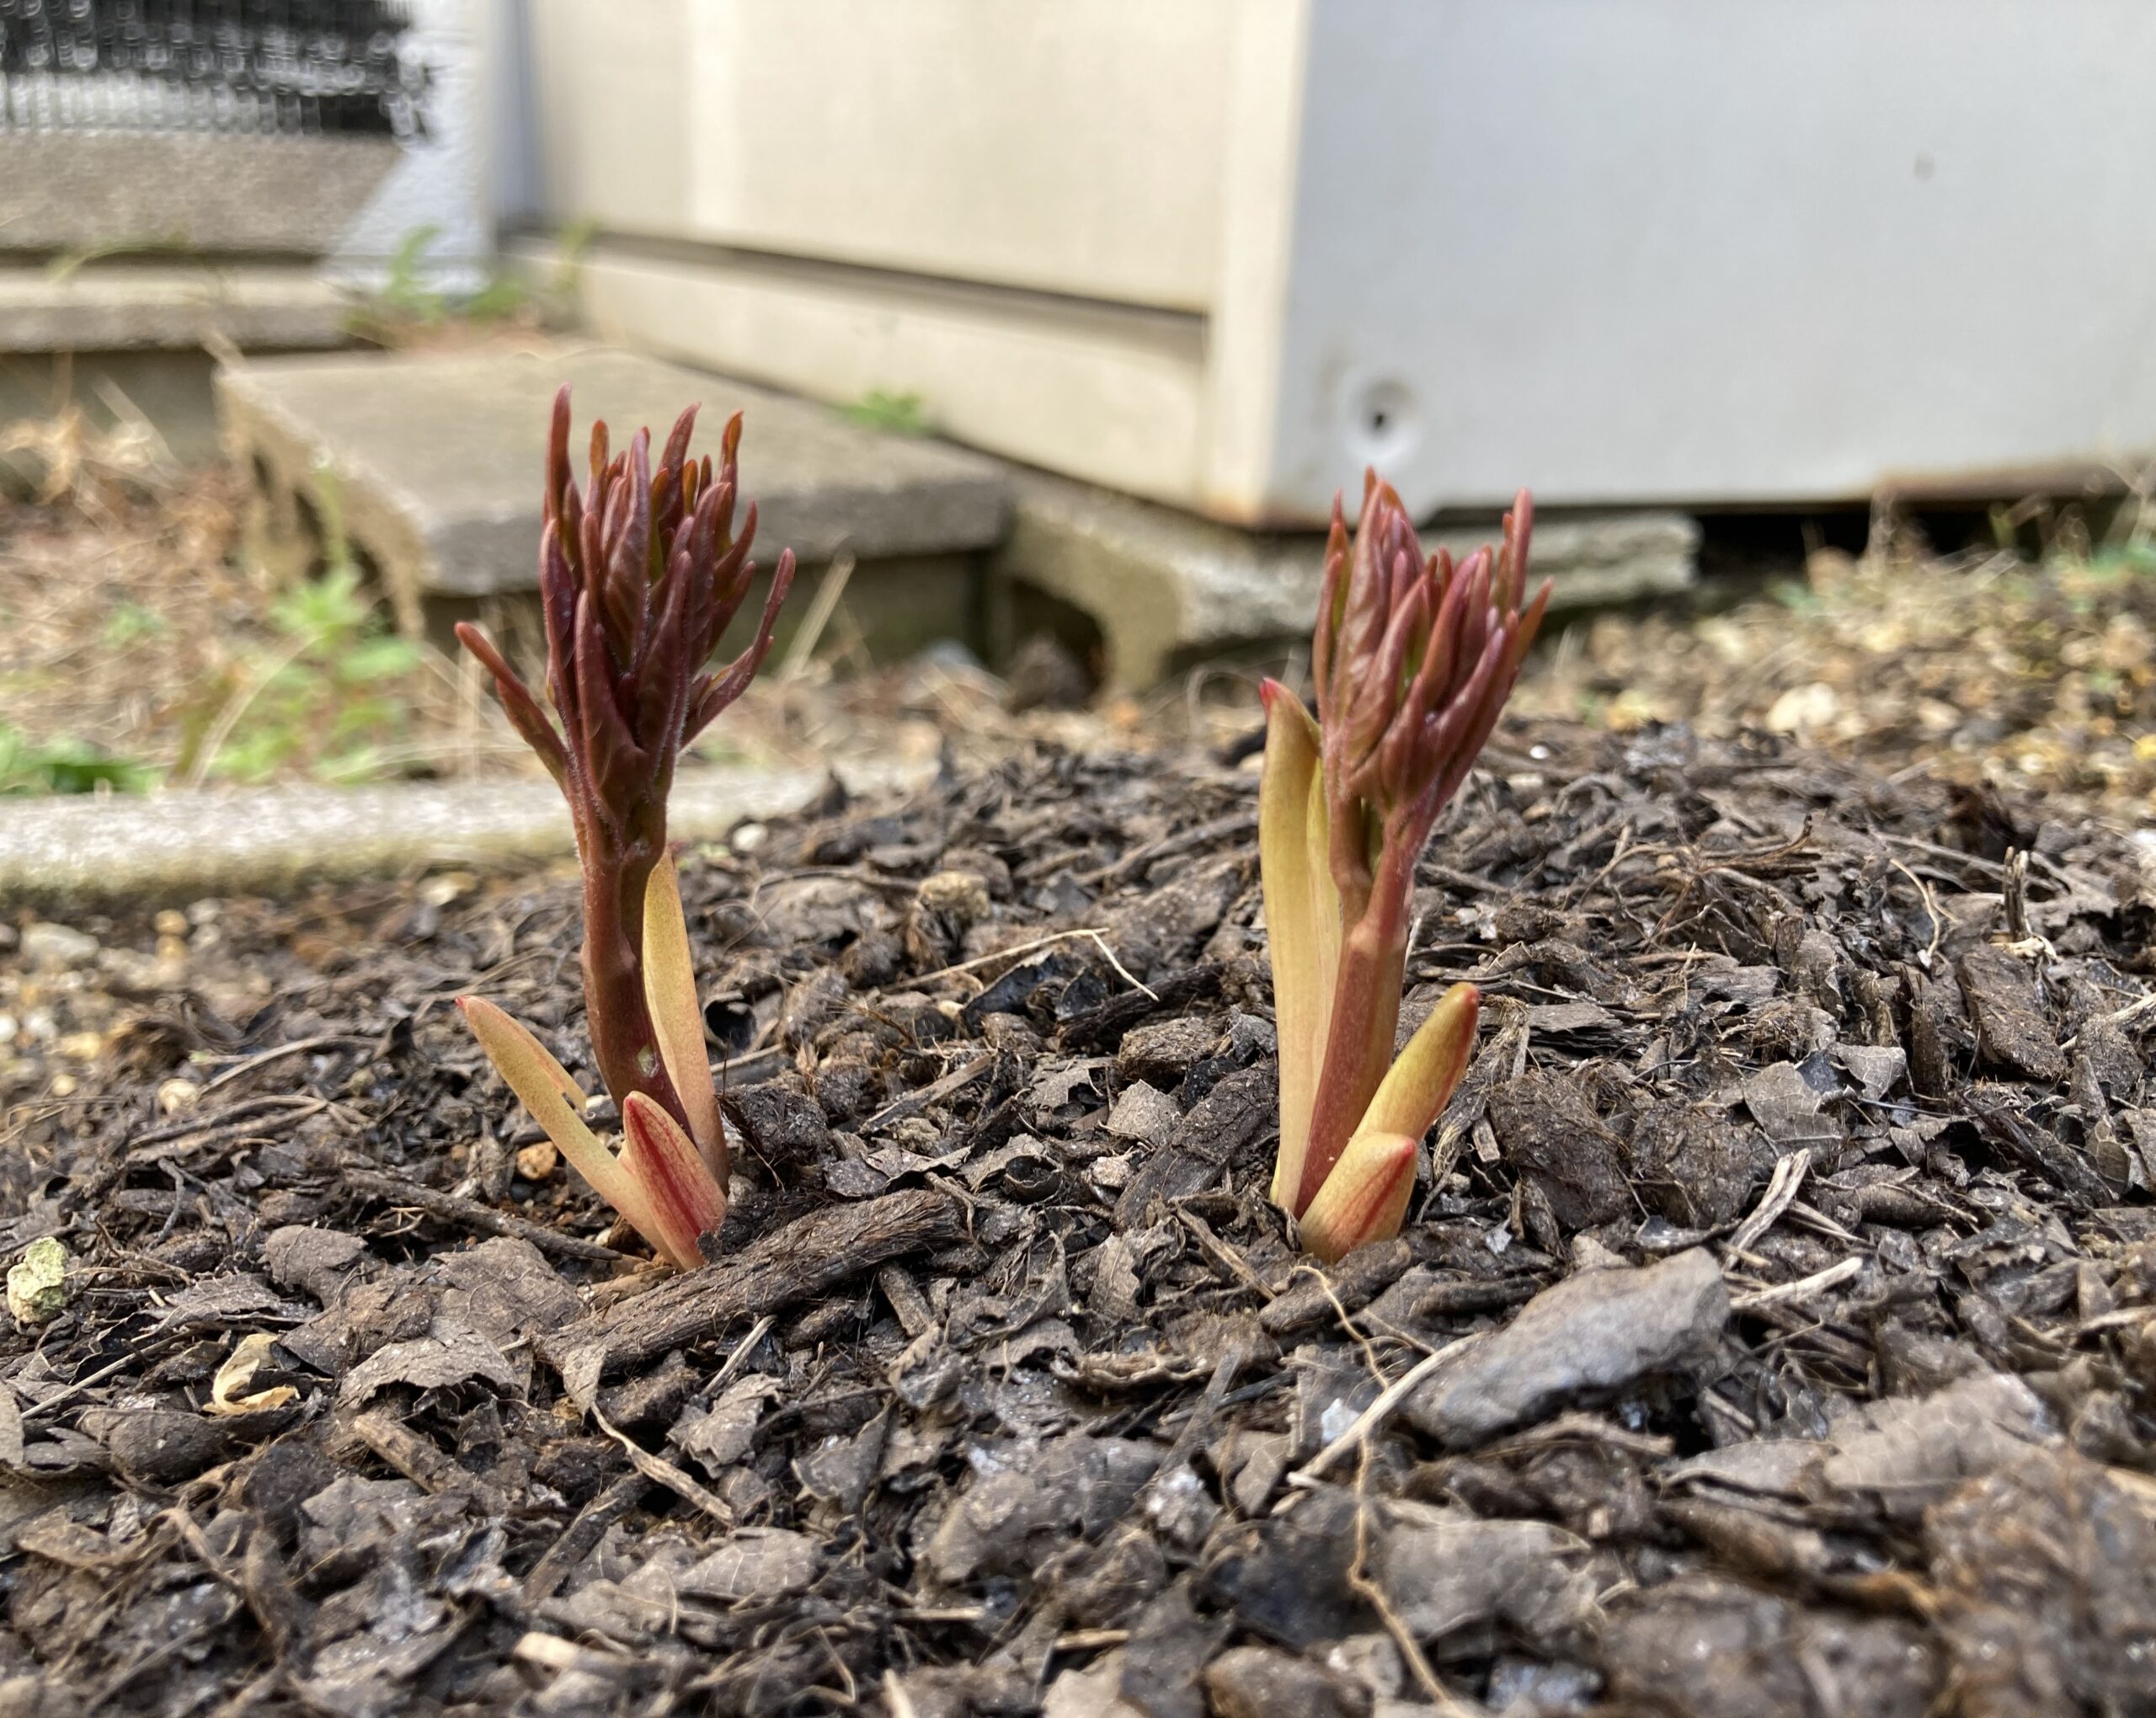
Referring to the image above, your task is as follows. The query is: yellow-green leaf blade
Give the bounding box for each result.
[521,1021,587,1109]
[1260,680,1339,1213]
[1363,982,1479,1143]
[641,850,728,1176]
[456,995,663,1248]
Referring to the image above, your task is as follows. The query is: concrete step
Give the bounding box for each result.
[994,468,1700,690]
[0,262,353,467]
[217,345,1012,648]
[0,264,350,355]
[211,341,1694,687]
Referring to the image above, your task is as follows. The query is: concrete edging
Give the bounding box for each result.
[0,759,930,908]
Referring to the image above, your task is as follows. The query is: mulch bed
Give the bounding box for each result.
[1,718,2153,1717]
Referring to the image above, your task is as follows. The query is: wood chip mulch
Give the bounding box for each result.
[1,717,2153,1717]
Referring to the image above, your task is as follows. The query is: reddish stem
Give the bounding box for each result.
[1294,838,1416,1214]
[574,806,686,1129]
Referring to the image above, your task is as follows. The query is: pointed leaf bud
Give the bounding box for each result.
[1299,1130,1419,1263]
[620,1092,727,1269]
[454,388,796,1175]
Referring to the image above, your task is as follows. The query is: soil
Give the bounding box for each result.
[10,457,2154,830]
[1517,539,2156,830]
[1,718,2153,1717]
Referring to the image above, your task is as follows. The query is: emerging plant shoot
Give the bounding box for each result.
[1262,476,1549,1262]
[455,387,794,1267]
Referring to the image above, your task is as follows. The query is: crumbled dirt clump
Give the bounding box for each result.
[0,717,2153,1715]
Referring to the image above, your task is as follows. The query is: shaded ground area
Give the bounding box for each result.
[0,472,1123,797]
[0,470,507,791]
[0,721,2152,1715]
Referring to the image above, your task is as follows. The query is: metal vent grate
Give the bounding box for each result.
[0,1,427,136]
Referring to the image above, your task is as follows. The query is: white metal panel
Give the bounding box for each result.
[503,0,2156,524]
[1267,0,2156,516]
[1197,0,1315,520]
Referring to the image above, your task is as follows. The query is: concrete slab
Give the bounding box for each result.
[218,345,1012,636]
[0,758,929,910]
[995,469,1700,690]
[0,264,350,355]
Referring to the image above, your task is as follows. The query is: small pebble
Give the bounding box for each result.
[19,921,99,971]
[420,871,475,908]
[157,1078,200,1115]
[917,870,990,926]
[915,638,985,675]
[7,1237,70,1327]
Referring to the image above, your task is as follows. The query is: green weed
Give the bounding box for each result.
[99,601,167,646]
[185,563,424,785]
[347,224,543,342]
[842,389,931,437]
[0,724,153,795]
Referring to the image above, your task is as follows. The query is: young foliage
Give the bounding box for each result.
[456,387,794,1264]
[1263,476,1550,1261]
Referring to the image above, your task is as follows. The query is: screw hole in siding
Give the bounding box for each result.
[1350,378,1419,468]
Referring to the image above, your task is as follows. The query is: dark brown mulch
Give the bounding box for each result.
[0,718,2153,1718]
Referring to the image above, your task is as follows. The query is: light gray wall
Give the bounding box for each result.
[327,0,494,290]
[1273,0,2156,515]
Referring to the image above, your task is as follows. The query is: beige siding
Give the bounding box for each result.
[524,0,691,234]
[531,239,1208,504]
[523,0,1232,312]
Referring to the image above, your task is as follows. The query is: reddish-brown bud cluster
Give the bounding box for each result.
[1262,475,1549,1261]
[455,387,794,1264]
[1314,475,1548,922]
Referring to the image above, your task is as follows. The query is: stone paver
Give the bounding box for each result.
[218,345,1011,635]
[996,468,1700,690]
[0,759,928,908]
